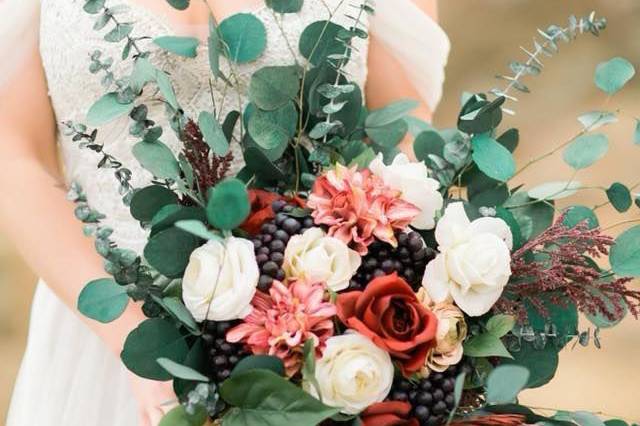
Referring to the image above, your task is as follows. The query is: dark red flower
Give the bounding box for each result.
[335,273,438,376]
[241,189,283,235]
[361,401,419,426]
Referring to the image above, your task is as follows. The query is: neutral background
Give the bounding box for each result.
[1,0,639,423]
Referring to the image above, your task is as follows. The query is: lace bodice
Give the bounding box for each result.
[40,0,369,253]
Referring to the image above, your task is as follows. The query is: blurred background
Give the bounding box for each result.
[1,0,639,422]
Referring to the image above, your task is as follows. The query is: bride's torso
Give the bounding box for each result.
[39,0,369,253]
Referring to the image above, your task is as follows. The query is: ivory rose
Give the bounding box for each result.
[283,227,361,292]
[182,237,259,322]
[422,202,513,317]
[369,153,443,230]
[308,331,394,415]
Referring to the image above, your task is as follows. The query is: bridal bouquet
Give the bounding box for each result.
[66,1,640,425]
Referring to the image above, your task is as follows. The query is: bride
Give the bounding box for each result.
[0,0,449,424]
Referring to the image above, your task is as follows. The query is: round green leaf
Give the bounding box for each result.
[525,296,578,349]
[606,182,632,213]
[471,134,516,182]
[610,225,640,277]
[249,65,300,111]
[365,99,419,128]
[585,285,628,329]
[130,185,179,222]
[486,365,530,404]
[157,358,209,382]
[247,102,297,151]
[562,205,598,229]
[165,0,190,10]
[219,13,267,63]
[503,342,559,388]
[266,0,303,13]
[231,355,286,377]
[121,318,190,380]
[299,20,346,66]
[504,192,555,240]
[563,133,609,169]
[198,111,229,156]
[151,205,206,237]
[159,404,207,426]
[153,36,199,58]
[594,57,635,95]
[528,181,582,201]
[87,93,133,126]
[144,227,202,278]
[206,178,250,230]
[77,278,128,323]
[366,119,408,148]
[132,141,181,180]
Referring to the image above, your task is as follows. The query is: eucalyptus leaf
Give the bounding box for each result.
[165,0,190,10]
[208,19,222,78]
[606,182,632,213]
[463,333,513,359]
[366,119,408,148]
[155,70,179,110]
[104,23,133,42]
[610,225,640,277]
[206,179,250,230]
[130,185,179,222]
[132,141,181,180]
[634,119,640,146]
[144,227,202,278]
[266,0,303,13]
[154,36,199,58]
[231,355,286,377]
[157,357,209,382]
[563,133,609,169]
[471,134,516,182]
[528,181,582,201]
[156,296,201,335]
[594,57,635,95]
[486,314,516,338]
[77,278,128,323]
[198,111,229,156]
[504,192,555,240]
[486,365,530,404]
[84,0,106,14]
[158,404,207,426]
[365,99,419,127]
[219,13,267,63]
[562,205,598,229]
[578,111,618,131]
[503,342,559,388]
[249,65,300,111]
[174,220,220,241]
[299,21,346,66]
[413,130,445,162]
[247,102,297,151]
[87,92,134,126]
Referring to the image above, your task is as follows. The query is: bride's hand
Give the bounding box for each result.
[128,373,178,426]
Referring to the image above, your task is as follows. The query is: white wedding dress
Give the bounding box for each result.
[4,1,449,425]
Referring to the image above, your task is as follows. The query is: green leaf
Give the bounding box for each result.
[219,13,267,63]
[606,182,632,213]
[198,111,229,156]
[528,181,582,201]
[495,207,523,250]
[247,102,297,152]
[206,178,250,230]
[563,205,599,229]
[87,92,133,126]
[578,111,618,131]
[463,333,513,359]
[77,278,128,323]
[84,0,106,14]
[153,36,199,58]
[525,296,578,349]
[446,372,466,424]
[563,133,609,169]
[366,119,408,148]
[365,99,419,127]
[594,57,635,95]
[207,19,222,79]
[610,225,640,277]
[155,70,179,110]
[175,220,221,241]
[413,130,445,163]
[130,185,179,222]
[157,357,209,382]
[585,285,628,329]
[165,0,190,10]
[605,420,629,426]
[231,355,285,377]
[249,65,300,111]
[564,411,606,426]
[243,146,286,182]
[486,314,516,338]
[497,128,519,153]
[159,405,207,426]
[458,95,504,134]
[471,134,516,182]
[144,227,202,278]
[104,23,133,42]
[121,318,190,380]
[405,116,434,136]
[299,21,347,66]
[266,0,303,13]
[132,141,181,180]
[220,369,339,426]
[505,192,555,240]
[151,206,207,237]
[156,296,201,335]
[634,119,640,146]
[503,342,559,388]
[486,365,530,404]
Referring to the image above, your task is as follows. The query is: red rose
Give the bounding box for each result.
[361,401,419,426]
[335,273,438,376]
[241,189,283,235]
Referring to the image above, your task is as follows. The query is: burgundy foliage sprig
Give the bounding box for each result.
[182,119,233,193]
[494,215,640,323]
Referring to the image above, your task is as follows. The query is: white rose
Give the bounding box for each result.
[422,202,513,317]
[369,153,443,230]
[182,236,259,322]
[307,331,394,414]
[283,227,361,292]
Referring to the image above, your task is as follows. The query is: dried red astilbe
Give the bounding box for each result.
[494,215,640,323]
[449,414,527,426]
[181,119,233,193]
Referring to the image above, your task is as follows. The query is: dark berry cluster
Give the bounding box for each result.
[388,364,468,426]
[201,320,249,383]
[350,231,436,291]
[252,200,314,291]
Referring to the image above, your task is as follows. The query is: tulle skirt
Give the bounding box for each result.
[6,281,137,425]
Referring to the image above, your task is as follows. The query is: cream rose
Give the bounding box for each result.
[182,236,259,322]
[369,153,443,230]
[422,202,513,317]
[283,227,361,292]
[308,331,394,414]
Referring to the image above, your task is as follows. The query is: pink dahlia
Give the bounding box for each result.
[307,163,420,254]
[226,279,336,376]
